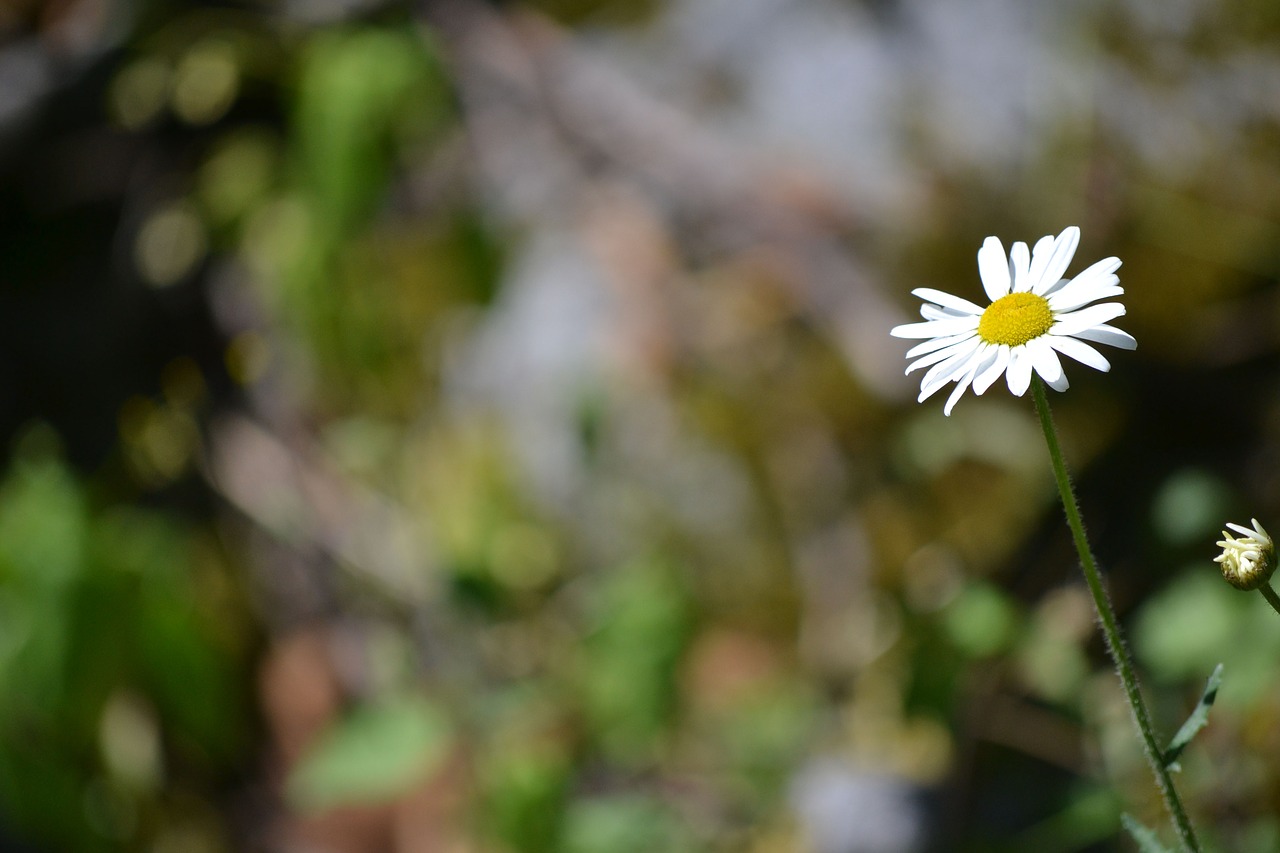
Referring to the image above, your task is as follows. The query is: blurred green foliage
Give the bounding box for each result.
[579,558,693,761]
[0,429,247,850]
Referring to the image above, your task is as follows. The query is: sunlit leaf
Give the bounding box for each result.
[288,697,451,810]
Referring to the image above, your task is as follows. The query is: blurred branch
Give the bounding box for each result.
[205,415,433,613]
[424,0,912,397]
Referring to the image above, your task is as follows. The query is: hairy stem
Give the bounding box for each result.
[1031,378,1200,852]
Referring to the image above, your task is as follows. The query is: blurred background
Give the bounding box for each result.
[2,0,1280,851]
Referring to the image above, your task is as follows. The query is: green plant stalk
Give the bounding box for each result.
[1031,378,1200,853]
[1259,584,1280,619]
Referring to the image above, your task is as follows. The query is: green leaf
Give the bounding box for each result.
[287,697,452,810]
[1163,663,1223,768]
[1121,813,1175,853]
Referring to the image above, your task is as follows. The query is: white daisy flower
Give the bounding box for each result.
[1215,518,1274,591]
[889,226,1137,416]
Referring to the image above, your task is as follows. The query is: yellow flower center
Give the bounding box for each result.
[977,292,1054,346]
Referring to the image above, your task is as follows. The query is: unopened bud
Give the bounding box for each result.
[1215,518,1274,591]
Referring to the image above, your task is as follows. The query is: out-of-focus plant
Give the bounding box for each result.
[0,428,249,851]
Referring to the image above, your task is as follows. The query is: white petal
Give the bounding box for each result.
[918,345,981,401]
[1028,337,1064,385]
[972,345,1010,395]
[1049,303,1126,336]
[1006,347,1034,396]
[906,330,972,356]
[1025,234,1057,290]
[912,288,985,315]
[891,317,980,339]
[1047,279,1123,312]
[1066,255,1122,288]
[978,236,1011,302]
[1072,323,1137,350]
[906,331,977,359]
[1044,368,1070,392]
[1048,335,1111,372]
[1009,242,1030,291]
[1045,256,1120,304]
[952,341,995,379]
[943,364,979,416]
[966,344,999,387]
[1049,256,1121,295]
[922,304,969,320]
[1034,226,1080,293]
[1039,278,1072,298]
[918,374,955,403]
[907,341,969,374]
[917,348,971,394]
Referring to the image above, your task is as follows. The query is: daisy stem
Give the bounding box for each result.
[1030,378,1201,853]
[1259,584,1280,619]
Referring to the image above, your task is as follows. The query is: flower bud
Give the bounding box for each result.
[1214,518,1274,591]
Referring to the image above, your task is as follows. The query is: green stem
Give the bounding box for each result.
[1031,378,1200,853]
[1259,584,1280,619]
